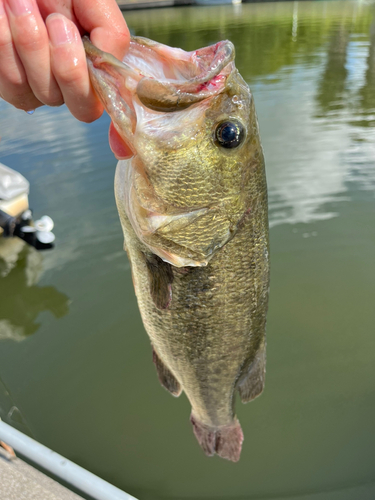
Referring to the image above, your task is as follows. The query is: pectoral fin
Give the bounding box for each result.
[145,253,174,310]
[152,349,181,397]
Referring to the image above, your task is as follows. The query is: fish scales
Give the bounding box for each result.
[84,35,269,462]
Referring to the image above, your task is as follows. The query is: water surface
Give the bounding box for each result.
[0,1,374,499]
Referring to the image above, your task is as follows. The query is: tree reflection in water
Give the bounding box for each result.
[0,240,70,340]
[357,21,375,127]
[315,25,350,116]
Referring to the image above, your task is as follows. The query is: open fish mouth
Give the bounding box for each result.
[83,35,235,114]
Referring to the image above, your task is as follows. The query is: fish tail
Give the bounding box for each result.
[190,414,243,462]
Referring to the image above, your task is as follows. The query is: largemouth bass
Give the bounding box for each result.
[84,36,269,462]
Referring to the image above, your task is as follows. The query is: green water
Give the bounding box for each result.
[0,1,375,498]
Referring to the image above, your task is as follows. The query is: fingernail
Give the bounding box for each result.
[47,14,77,46]
[6,0,33,16]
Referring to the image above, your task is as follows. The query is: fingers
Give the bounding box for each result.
[37,0,78,26]
[3,0,63,108]
[73,0,130,61]
[46,13,103,123]
[0,0,129,121]
[0,0,43,110]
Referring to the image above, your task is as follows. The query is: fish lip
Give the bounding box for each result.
[128,36,235,83]
[83,35,235,84]
[83,36,138,78]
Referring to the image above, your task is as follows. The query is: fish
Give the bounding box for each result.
[84,35,269,462]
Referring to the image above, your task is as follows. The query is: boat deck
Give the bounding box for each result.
[0,447,84,500]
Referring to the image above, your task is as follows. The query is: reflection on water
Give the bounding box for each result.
[0,241,70,341]
[357,21,375,126]
[315,25,350,115]
[0,2,374,499]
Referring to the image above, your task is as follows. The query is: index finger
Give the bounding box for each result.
[73,0,130,61]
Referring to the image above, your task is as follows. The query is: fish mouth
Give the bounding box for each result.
[83,35,236,160]
[83,35,235,114]
[127,36,235,112]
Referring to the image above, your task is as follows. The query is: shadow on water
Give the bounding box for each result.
[0,1,375,499]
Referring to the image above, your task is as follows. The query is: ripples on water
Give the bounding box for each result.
[0,2,374,499]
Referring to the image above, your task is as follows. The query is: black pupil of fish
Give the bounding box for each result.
[216,121,244,149]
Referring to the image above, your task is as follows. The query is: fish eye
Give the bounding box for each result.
[215,120,245,149]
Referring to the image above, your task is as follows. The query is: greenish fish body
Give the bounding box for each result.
[84,36,269,462]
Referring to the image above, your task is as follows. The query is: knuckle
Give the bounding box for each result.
[32,83,64,107]
[0,72,31,107]
[11,71,30,88]
[0,35,12,52]
[47,97,64,107]
[38,92,64,107]
[15,21,47,53]
[0,75,43,110]
[0,76,28,101]
[0,17,11,47]
[7,91,40,111]
[56,62,87,87]
[16,33,46,53]
[50,42,88,85]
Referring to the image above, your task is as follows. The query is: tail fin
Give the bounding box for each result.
[190,414,243,462]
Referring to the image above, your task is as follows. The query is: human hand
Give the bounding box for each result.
[0,0,130,122]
